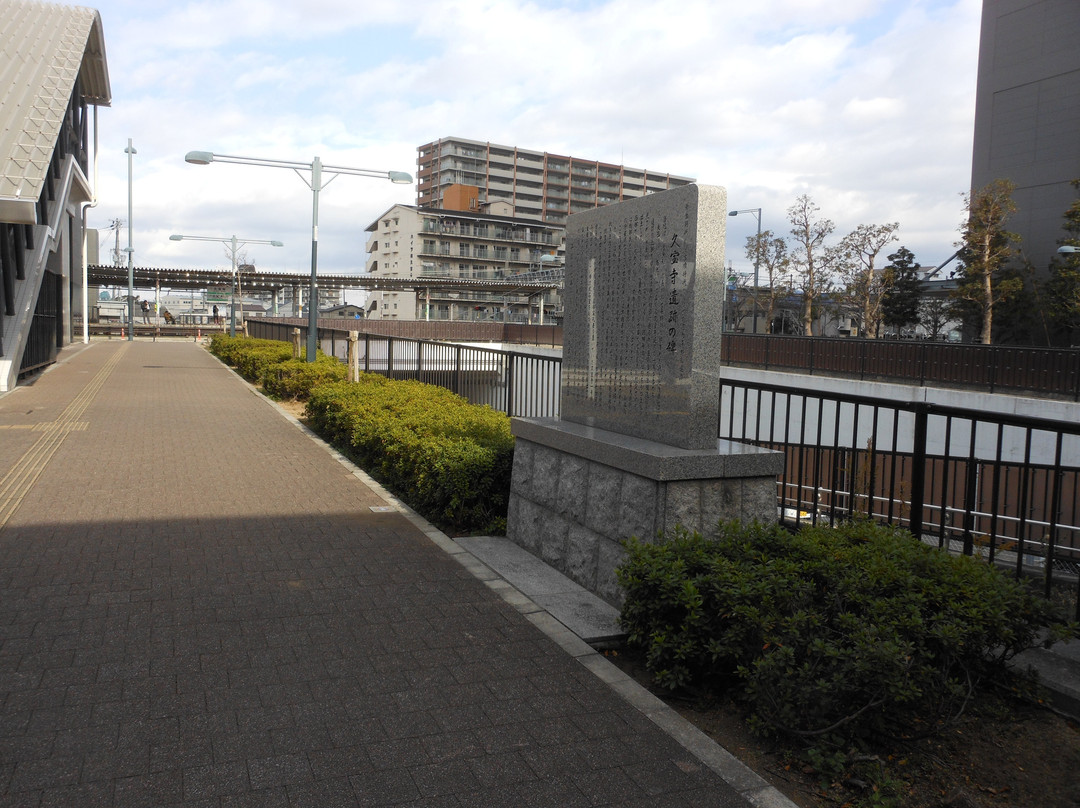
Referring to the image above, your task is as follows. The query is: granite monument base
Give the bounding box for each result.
[508,418,785,606]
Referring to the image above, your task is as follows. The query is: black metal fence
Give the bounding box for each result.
[721,333,1080,401]
[720,379,1080,620]
[247,320,1080,618]
[247,319,562,419]
[249,316,563,348]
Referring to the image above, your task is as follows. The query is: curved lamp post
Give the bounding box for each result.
[728,208,762,333]
[184,150,412,361]
[170,234,282,336]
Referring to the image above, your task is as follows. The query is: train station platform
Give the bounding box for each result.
[0,340,791,807]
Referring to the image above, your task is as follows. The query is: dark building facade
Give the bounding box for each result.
[971,0,1080,273]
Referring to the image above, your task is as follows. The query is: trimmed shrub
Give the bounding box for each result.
[208,334,292,374]
[617,520,1072,746]
[207,337,513,535]
[262,355,347,400]
[234,343,295,383]
[306,375,513,533]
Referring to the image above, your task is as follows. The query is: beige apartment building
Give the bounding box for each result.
[364,198,564,322]
[416,136,695,225]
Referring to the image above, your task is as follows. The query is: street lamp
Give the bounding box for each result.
[125,139,136,340]
[728,208,762,333]
[184,150,412,361]
[170,234,283,337]
[1058,246,1079,254]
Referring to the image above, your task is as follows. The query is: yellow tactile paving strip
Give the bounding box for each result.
[0,344,125,531]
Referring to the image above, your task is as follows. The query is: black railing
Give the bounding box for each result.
[246,321,1080,618]
[246,320,561,419]
[248,316,563,348]
[720,379,1080,620]
[721,333,1080,401]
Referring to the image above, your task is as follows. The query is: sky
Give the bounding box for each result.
[84,0,983,297]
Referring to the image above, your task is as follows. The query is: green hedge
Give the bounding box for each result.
[617,520,1072,746]
[306,377,513,533]
[209,334,292,381]
[209,336,514,534]
[262,355,348,400]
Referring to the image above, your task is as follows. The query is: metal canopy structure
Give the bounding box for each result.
[86,264,562,296]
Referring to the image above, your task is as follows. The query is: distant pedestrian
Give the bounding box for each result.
[213,304,220,325]
[140,299,151,325]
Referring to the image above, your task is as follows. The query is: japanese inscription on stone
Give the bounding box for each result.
[562,184,728,450]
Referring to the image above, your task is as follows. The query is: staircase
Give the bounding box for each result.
[0,151,87,391]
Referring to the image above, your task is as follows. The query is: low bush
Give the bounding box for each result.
[306,376,513,534]
[262,355,347,400]
[208,336,512,534]
[617,519,1072,748]
[208,334,292,378]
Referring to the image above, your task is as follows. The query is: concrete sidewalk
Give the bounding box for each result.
[0,341,791,808]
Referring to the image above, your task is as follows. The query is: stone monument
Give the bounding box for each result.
[507,184,784,605]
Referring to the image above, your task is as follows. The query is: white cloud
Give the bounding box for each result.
[86,0,983,279]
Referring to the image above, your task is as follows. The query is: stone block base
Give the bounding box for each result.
[507,419,784,606]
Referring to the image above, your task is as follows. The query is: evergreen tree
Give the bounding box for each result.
[881,246,923,336]
[1047,180,1080,346]
[950,179,1021,344]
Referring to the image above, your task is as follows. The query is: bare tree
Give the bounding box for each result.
[717,268,752,332]
[786,195,835,336]
[919,296,951,340]
[836,222,900,338]
[744,230,790,334]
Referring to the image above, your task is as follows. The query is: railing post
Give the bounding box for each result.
[505,353,516,417]
[453,345,462,396]
[908,403,928,540]
[364,333,370,373]
[387,338,394,379]
[348,331,359,383]
[988,346,998,394]
[962,456,978,556]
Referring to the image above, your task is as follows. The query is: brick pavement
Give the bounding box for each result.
[0,341,766,807]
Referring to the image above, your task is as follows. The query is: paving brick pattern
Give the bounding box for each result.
[0,342,751,807]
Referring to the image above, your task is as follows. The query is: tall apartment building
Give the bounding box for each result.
[416,136,695,225]
[971,0,1080,274]
[364,201,564,322]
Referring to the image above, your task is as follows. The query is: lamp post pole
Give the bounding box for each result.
[169,234,283,337]
[125,138,136,340]
[728,208,762,333]
[185,150,412,361]
[308,157,322,358]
